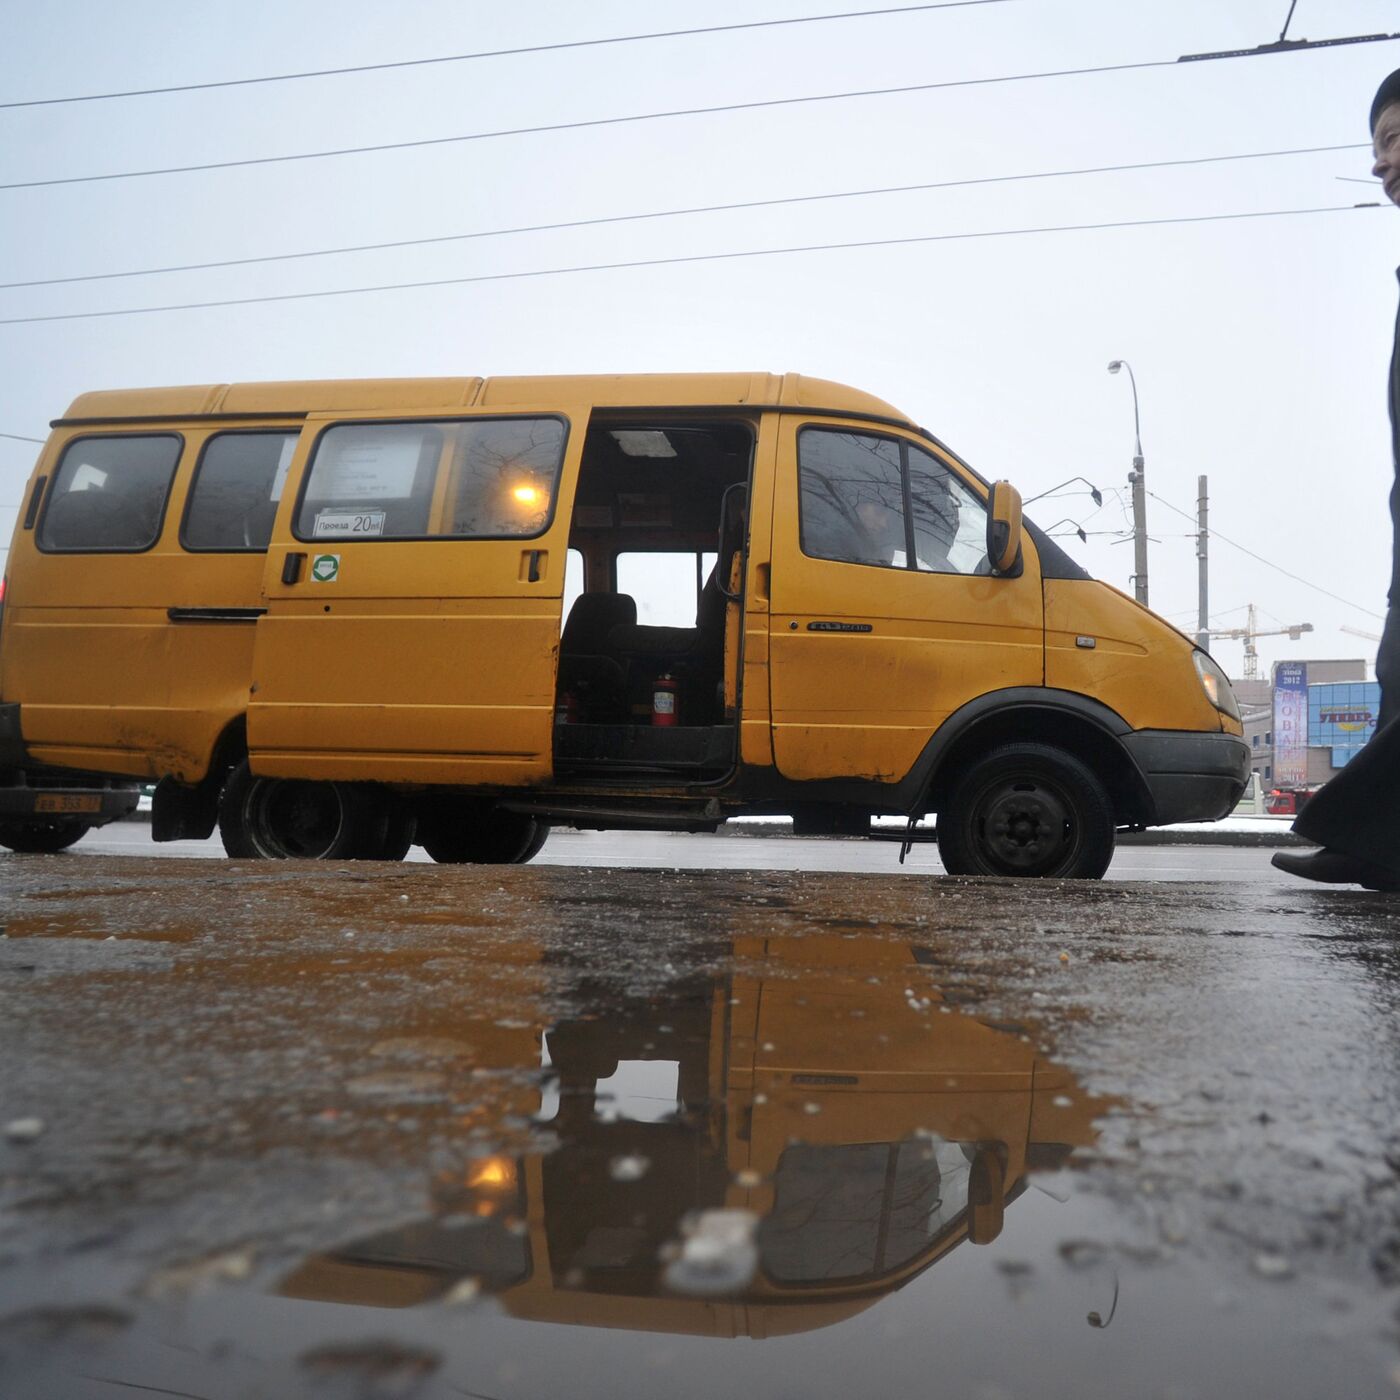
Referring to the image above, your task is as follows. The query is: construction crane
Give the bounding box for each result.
[1208,604,1312,680]
[1341,625,1382,644]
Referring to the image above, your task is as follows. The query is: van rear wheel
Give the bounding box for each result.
[936,743,1115,880]
[358,794,416,862]
[417,798,548,864]
[219,761,375,860]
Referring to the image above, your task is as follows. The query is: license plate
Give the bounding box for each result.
[34,794,101,814]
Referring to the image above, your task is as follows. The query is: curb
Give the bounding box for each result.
[119,814,1312,847]
[1116,829,1312,848]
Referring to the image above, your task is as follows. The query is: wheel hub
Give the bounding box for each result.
[255,780,343,859]
[978,783,1072,871]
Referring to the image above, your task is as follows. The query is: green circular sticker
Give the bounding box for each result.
[310,554,340,583]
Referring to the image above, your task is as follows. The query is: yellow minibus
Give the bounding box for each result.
[0,372,1247,877]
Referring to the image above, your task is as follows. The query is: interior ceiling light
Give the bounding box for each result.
[611,430,677,459]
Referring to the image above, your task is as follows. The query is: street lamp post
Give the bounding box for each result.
[1107,359,1148,606]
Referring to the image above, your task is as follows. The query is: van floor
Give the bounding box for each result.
[552,721,736,782]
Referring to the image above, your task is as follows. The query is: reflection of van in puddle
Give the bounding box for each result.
[280,938,1105,1337]
[0,374,1247,876]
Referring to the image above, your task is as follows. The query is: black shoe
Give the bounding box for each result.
[1272,848,1400,890]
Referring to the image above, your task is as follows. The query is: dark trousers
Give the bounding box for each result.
[1293,599,1400,874]
[1378,593,1400,732]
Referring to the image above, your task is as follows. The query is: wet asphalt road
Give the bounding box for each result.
[2,851,1399,1399]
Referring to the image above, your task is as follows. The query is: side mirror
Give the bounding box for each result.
[986,481,1023,576]
[966,1144,1007,1246]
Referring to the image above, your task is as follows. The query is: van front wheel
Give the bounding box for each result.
[936,743,1115,880]
[218,761,375,860]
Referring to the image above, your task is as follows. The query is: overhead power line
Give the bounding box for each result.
[0,2,1013,110]
[1147,489,1385,620]
[0,202,1376,328]
[0,58,1181,192]
[0,142,1363,291]
[4,28,1396,195]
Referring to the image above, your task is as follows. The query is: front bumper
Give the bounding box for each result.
[1121,730,1251,826]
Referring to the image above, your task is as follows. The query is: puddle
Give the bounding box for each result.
[4,874,1400,1398]
[1,913,195,943]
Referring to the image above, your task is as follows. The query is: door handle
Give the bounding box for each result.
[281,552,306,585]
[524,549,544,583]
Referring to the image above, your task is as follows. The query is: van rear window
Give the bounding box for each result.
[295,417,566,541]
[38,434,181,553]
[183,432,298,552]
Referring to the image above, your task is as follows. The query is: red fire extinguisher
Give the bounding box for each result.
[652,674,679,727]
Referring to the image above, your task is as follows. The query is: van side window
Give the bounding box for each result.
[38,434,181,553]
[759,1139,967,1285]
[296,417,566,541]
[797,428,989,575]
[797,430,905,567]
[183,432,298,552]
[906,444,990,576]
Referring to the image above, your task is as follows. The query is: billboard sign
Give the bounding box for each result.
[1273,662,1309,789]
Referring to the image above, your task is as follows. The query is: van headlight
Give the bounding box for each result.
[1192,650,1240,721]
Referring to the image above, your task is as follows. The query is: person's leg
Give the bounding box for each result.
[1381,479,1400,729]
[1376,599,1400,732]
[1283,714,1400,885]
[1275,487,1400,887]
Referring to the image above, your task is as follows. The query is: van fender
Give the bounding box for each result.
[151,717,247,842]
[899,688,1155,828]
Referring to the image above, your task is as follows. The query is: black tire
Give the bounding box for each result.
[516,820,550,864]
[936,743,1115,880]
[417,798,546,865]
[0,820,92,854]
[355,794,417,862]
[217,760,376,860]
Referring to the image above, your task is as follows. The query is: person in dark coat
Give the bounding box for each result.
[1272,69,1400,891]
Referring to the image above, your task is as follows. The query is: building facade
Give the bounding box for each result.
[1237,660,1375,791]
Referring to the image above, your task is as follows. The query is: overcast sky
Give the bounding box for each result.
[3,0,1398,679]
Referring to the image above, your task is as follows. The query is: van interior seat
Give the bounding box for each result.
[558,591,637,721]
[562,591,637,656]
[607,566,726,664]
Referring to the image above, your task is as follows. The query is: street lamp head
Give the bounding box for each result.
[1107,360,1123,374]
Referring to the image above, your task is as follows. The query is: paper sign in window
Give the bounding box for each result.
[306,429,426,501]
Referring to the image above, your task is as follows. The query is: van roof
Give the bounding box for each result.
[58,373,915,427]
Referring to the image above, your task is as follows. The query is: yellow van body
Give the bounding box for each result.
[0,372,1248,876]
